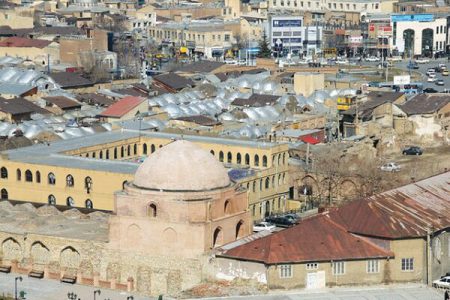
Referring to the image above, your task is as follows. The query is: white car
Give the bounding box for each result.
[335,59,349,65]
[433,276,450,288]
[365,56,380,62]
[428,73,436,78]
[427,76,436,82]
[416,57,430,64]
[253,222,276,232]
[224,59,237,65]
[380,162,401,172]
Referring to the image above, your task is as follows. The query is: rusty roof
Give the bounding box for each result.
[330,172,450,239]
[219,214,393,264]
[98,96,145,118]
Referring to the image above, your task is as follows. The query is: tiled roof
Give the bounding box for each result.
[98,96,145,118]
[50,72,94,89]
[0,37,52,48]
[220,214,393,264]
[400,94,450,115]
[76,93,116,106]
[152,72,194,91]
[42,96,81,109]
[0,97,49,115]
[231,94,280,107]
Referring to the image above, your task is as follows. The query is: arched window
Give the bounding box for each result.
[106,149,110,159]
[120,146,124,158]
[278,174,282,185]
[252,181,256,192]
[159,145,162,148]
[1,189,7,200]
[25,170,33,182]
[66,197,74,207]
[254,155,259,167]
[85,199,93,209]
[259,179,263,191]
[0,167,7,179]
[36,171,41,183]
[114,148,117,159]
[237,153,241,164]
[66,174,74,187]
[235,220,244,239]
[245,154,250,165]
[213,227,223,248]
[48,172,56,185]
[219,151,224,162]
[99,151,103,159]
[148,203,157,217]
[262,155,268,167]
[85,176,92,192]
[93,152,96,158]
[127,145,131,156]
[16,169,21,181]
[48,194,56,205]
[85,153,89,158]
[210,150,215,156]
[133,144,137,155]
[265,177,270,189]
[227,152,232,163]
[151,144,156,153]
[122,180,127,190]
[278,154,281,165]
[272,176,275,188]
[283,153,286,164]
[282,173,286,184]
[224,200,231,214]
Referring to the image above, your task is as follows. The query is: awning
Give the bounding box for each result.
[300,135,320,144]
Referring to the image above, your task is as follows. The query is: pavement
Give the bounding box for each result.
[193,284,444,300]
[0,273,150,300]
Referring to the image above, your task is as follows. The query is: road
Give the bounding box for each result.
[193,284,443,300]
[0,273,150,300]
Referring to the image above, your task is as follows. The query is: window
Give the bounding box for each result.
[252,181,256,192]
[66,174,74,187]
[36,171,41,183]
[279,265,293,278]
[306,263,318,270]
[48,194,56,205]
[245,154,250,165]
[262,155,268,167]
[224,34,230,41]
[134,144,137,155]
[106,149,109,159]
[16,169,21,181]
[367,260,379,273]
[254,155,259,167]
[25,170,33,182]
[227,152,232,163]
[401,258,414,271]
[66,197,75,207]
[265,177,270,189]
[48,172,55,185]
[237,153,241,164]
[0,167,7,179]
[212,34,215,41]
[114,148,117,159]
[85,199,93,209]
[332,261,345,275]
[143,144,147,155]
[219,151,224,162]
[85,177,92,192]
[1,189,7,200]
[148,203,157,217]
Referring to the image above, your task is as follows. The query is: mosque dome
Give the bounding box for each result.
[133,140,231,191]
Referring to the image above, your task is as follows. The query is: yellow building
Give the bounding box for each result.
[0,130,289,221]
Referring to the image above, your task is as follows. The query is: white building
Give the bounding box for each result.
[391,14,448,56]
[268,0,385,13]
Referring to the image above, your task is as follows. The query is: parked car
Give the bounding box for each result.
[427,77,436,82]
[380,162,401,172]
[407,62,419,69]
[433,276,450,288]
[436,79,445,86]
[365,56,380,62]
[265,216,296,228]
[423,87,438,93]
[416,57,430,64]
[426,69,436,76]
[402,146,423,155]
[284,213,300,222]
[443,70,449,76]
[335,59,349,65]
[253,222,276,232]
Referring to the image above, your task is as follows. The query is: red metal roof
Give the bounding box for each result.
[300,135,320,144]
[98,96,145,118]
[0,37,52,48]
[220,214,393,264]
[330,172,450,239]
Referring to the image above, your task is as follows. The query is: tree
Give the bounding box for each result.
[258,30,271,58]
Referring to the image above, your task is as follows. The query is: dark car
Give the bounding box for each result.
[265,216,296,228]
[402,146,423,155]
[423,87,438,93]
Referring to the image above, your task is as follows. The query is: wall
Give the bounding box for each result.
[59,30,109,66]
[389,238,426,283]
[294,73,325,97]
[0,44,60,65]
[0,10,33,29]
[213,257,267,283]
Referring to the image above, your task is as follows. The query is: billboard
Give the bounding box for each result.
[394,75,411,85]
[391,14,434,22]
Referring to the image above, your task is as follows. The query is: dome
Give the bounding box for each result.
[134,140,231,191]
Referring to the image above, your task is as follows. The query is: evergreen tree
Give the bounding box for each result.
[258,31,272,58]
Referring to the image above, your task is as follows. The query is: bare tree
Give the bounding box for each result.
[78,51,110,82]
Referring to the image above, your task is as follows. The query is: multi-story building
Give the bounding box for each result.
[0,130,289,221]
[268,0,390,14]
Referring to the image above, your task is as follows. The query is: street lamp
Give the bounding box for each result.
[93,289,101,300]
[67,292,77,300]
[14,276,22,300]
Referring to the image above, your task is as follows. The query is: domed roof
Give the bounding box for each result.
[134,140,231,191]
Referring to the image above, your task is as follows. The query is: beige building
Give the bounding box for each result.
[294,73,325,97]
[0,37,59,65]
[59,29,109,66]
[0,8,34,29]
[0,130,289,221]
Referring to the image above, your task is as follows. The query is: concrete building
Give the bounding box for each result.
[391,13,448,57]
[294,72,325,97]
[268,0,394,14]
[0,37,60,66]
